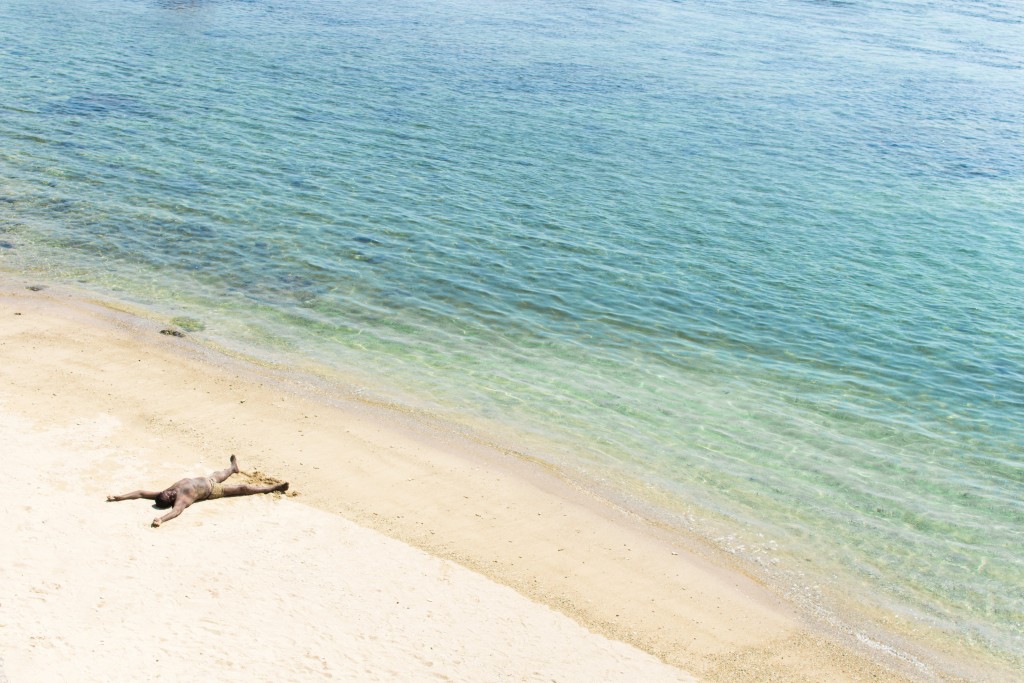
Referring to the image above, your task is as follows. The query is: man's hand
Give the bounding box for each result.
[107,495,118,502]
[151,518,162,528]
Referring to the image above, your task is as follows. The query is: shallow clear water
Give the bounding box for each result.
[2,0,1022,675]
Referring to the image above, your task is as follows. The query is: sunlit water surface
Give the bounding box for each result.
[1,0,1022,677]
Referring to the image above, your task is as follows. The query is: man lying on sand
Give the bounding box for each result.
[107,455,288,527]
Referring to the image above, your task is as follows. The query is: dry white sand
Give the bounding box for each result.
[0,281,915,682]
[0,408,692,682]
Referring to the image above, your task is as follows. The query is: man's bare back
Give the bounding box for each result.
[107,455,288,527]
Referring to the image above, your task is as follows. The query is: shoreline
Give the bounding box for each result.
[0,278,931,681]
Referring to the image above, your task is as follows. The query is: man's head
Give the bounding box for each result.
[155,489,177,509]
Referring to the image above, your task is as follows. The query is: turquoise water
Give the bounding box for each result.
[2,0,1022,676]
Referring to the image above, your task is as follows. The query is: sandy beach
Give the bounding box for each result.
[0,280,918,682]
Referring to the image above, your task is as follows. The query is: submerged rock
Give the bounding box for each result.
[170,316,205,332]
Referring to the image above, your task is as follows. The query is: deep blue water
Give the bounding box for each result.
[1,0,1022,676]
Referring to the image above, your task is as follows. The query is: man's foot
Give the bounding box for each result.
[230,454,239,474]
[275,482,289,493]
[107,495,118,502]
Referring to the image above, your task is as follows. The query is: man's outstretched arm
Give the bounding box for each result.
[151,497,192,528]
[107,490,160,502]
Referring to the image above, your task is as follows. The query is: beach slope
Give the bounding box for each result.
[0,282,911,682]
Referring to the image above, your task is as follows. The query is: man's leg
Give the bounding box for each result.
[209,455,240,484]
[218,482,289,498]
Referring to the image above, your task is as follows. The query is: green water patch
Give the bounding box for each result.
[169,316,205,332]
